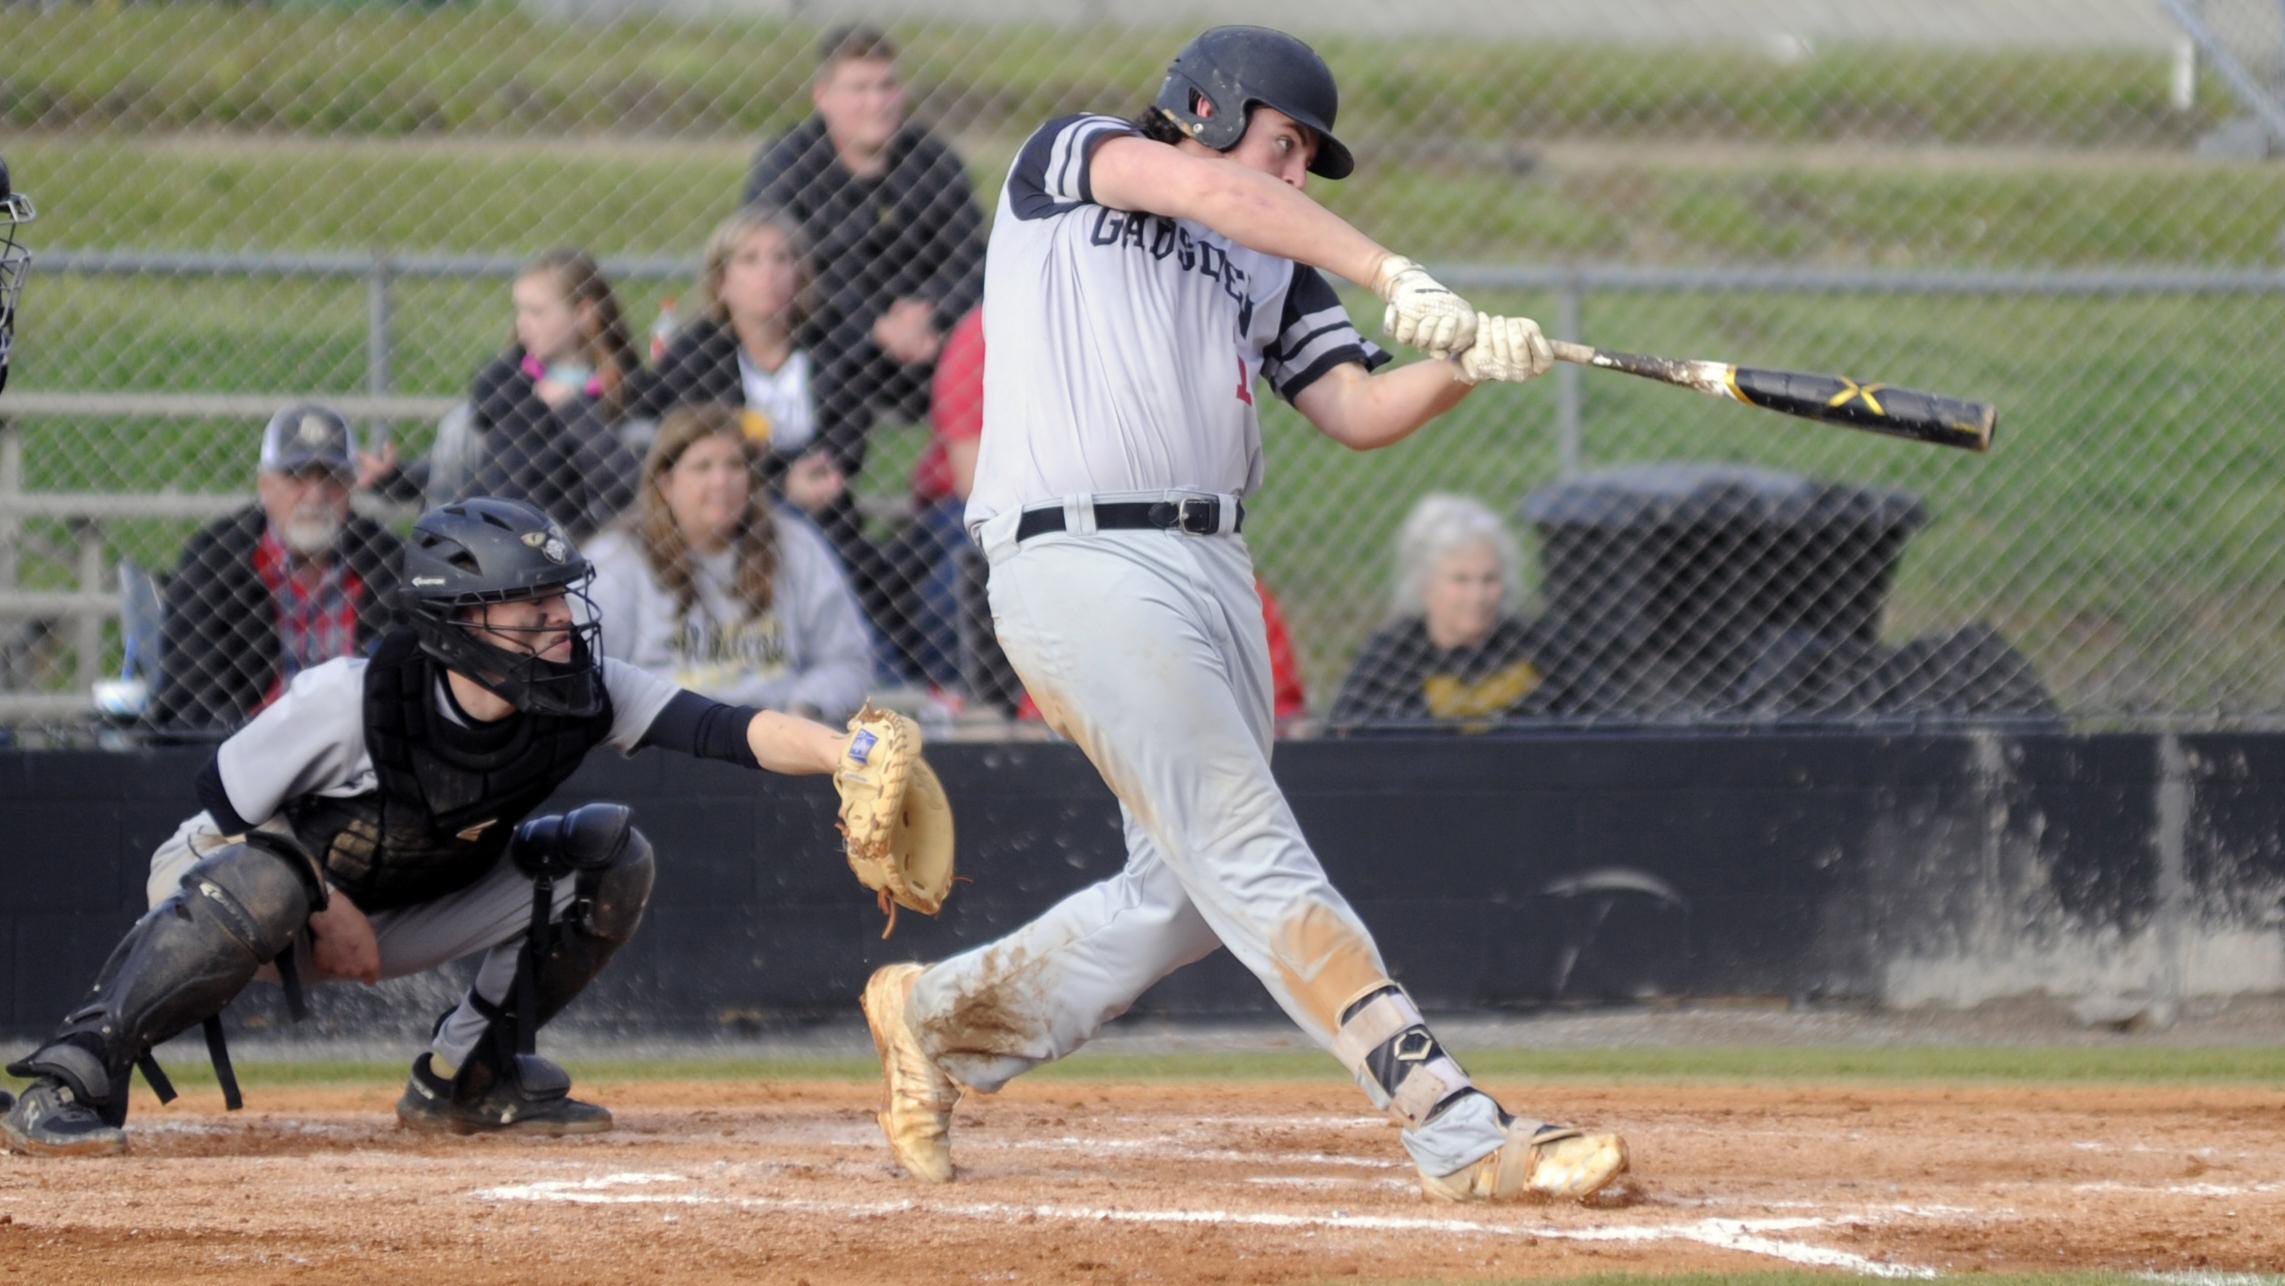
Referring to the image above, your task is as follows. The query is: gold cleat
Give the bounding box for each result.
[860,962,962,1183]
[1420,1120,1630,1203]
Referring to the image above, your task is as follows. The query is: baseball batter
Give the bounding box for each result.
[861,26,1628,1201]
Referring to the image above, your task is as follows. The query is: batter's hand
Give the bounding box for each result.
[1371,254,1476,356]
[1449,313,1555,385]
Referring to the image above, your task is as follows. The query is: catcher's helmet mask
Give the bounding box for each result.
[1152,26,1353,180]
[0,154,35,397]
[399,498,605,717]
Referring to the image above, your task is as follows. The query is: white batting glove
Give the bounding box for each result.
[1371,254,1477,356]
[1448,313,1555,385]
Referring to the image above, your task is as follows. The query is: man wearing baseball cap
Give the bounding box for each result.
[152,404,402,732]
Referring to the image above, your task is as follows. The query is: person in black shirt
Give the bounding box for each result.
[740,25,986,478]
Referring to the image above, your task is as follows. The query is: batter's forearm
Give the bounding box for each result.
[1305,359,1476,452]
[745,708,846,775]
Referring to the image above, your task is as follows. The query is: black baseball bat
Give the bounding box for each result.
[1546,339,1997,454]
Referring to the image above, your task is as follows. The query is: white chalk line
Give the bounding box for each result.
[2072,1179,2285,1198]
[470,1172,1936,1279]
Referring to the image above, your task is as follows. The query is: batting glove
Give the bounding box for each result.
[1449,313,1555,385]
[1371,254,1477,356]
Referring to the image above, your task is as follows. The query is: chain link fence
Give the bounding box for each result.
[1,0,2280,740]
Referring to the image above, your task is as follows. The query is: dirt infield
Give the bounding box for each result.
[3,1078,2280,1283]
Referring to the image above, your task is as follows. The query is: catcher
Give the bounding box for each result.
[0,496,952,1156]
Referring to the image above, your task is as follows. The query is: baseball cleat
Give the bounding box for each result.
[1419,1118,1629,1203]
[0,1077,127,1157]
[395,1051,612,1137]
[862,962,961,1182]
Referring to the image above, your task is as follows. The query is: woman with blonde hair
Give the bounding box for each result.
[627,205,893,648]
[584,404,871,721]
[1329,492,1563,731]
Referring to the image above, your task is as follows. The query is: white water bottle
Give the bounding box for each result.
[650,295,680,363]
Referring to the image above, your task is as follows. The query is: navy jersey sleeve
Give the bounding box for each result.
[1006,114,1137,221]
[1261,266,1392,403]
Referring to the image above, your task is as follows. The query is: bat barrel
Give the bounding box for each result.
[1729,366,1996,453]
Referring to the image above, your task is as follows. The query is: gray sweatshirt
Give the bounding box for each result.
[585,512,873,721]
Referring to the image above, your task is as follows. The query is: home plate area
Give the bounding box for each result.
[2,1080,2280,1282]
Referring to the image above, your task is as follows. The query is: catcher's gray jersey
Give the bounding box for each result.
[168,654,675,863]
[964,113,1385,527]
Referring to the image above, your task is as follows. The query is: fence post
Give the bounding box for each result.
[73,520,103,690]
[367,255,395,397]
[0,419,20,591]
[2150,733,2189,1030]
[1555,276,1584,478]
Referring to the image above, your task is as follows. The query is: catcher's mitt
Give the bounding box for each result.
[834,703,957,937]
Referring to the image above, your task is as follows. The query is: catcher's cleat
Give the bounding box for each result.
[861,962,961,1182]
[0,1078,127,1158]
[394,1051,612,1137]
[1419,1117,1629,1203]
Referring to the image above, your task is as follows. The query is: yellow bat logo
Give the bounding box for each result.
[1826,378,1887,415]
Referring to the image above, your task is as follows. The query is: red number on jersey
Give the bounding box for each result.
[1235,350,1255,406]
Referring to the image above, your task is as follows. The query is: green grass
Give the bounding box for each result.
[53,1042,2285,1092]
[0,3,2240,144]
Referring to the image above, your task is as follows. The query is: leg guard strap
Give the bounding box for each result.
[1332,984,1476,1129]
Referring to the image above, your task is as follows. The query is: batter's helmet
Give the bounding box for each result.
[0,154,35,397]
[398,497,605,716]
[1152,26,1353,180]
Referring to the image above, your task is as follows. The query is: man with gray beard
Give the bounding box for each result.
[154,405,402,733]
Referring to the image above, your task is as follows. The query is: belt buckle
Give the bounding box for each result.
[1176,496,1216,535]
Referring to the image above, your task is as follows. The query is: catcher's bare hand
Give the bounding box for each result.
[308,892,379,984]
[1449,313,1555,385]
[1371,254,1477,356]
[834,703,957,937]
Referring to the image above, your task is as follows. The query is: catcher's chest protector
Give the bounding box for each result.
[286,630,613,911]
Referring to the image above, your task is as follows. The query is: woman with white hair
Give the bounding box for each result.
[1329,492,1556,730]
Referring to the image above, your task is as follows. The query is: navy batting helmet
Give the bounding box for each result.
[1152,26,1353,180]
[399,497,605,716]
[0,155,34,397]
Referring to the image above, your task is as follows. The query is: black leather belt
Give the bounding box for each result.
[1016,496,1244,542]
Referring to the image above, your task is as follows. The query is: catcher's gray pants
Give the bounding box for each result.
[149,819,577,1072]
[908,499,1508,1180]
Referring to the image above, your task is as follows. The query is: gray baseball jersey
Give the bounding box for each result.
[964,113,1385,527]
[146,655,680,1074]
[908,114,1513,1180]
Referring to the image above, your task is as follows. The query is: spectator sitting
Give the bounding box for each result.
[453,248,643,539]
[883,305,984,688]
[584,404,872,723]
[153,404,401,732]
[627,204,897,660]
[741,23,986,482]
[1328,493,1564,733]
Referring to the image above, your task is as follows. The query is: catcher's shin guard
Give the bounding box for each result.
[508,807,654,1034]
[5,842,311,1129]
[861,962,961,1182]
[451,806,653,1082]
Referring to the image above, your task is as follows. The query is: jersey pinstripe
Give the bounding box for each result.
[966,113,1387,525]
